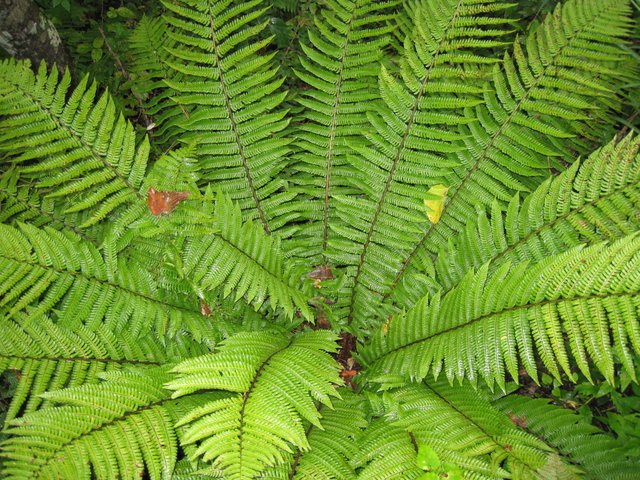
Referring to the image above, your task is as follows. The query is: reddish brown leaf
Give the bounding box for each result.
[508,412,527,428]
[147,186,190,215]
[308,264,334,281]
[200,301,212,317]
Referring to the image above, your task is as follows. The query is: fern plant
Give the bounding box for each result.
[1,0,639,478]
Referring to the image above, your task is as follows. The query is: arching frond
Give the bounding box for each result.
[387,0,634,312]
[1,368,178,480]
[0,223,205,337]
[0,313,204,423]
[285,0,399,261]
[391,382,550,479]
[495,394,640,479]
[0,60,148,228]
[160,0,292,230]
[361,235,640,389]
[327,0,514,332]
[431,132,640,297]
[167,330,341,479]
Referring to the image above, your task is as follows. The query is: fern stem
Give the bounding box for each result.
[205,6,270,234]
[0,354,161,366]
[346,0,464,325]
[321,6,355,256]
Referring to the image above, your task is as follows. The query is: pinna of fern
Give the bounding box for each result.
[0,0,639,479]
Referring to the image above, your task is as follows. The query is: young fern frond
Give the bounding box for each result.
[286,0,399,260]
[0,60,149,228]
[331,0,514,332]
[160,0,291,230]
[361,235,640,389]
[428,132,640,298]
[0,223,204,337]
[167,330,341,479]
[387,0,634,311]
[495,394,639,479]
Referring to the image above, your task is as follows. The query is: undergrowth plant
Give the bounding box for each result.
[1,0,640,478]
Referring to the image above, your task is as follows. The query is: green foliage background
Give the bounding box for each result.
[1,0,640,478]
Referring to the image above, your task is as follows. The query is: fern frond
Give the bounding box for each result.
[285,0,399,261]
[182,193,313,321]
[0,313,205,423]
[127,15,187,146]
[391,382,551,479]
[0,223,204,337]
[259,389,367,479]
[361,235,640,389]
[350,417,423,479]
[167,330,341,479]
[160,0,291,230]
[387,0,634,311]
[328,0,514,332]
[0,368,178,480]
[431,132,640,297]
[495,394,640,479]
[0,60,148,228]
[0,168,100,244]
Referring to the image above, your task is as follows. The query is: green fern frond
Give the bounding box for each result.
[391,382,551,479]
[429,132,640,297]
[361,235,640,389]
[0,168,99,244]
[328,0,514,332]
[388,0,634,311]
[127,15,187,146]
[350,417,423,479]
[258,389,367,479]
[0,60,149,228]
[0,223,204,337]
[160,0,292,231]
[495,394,639,479]
[182,192,313,321]
[1,368,178,480]
[167,330,341,479]
[285,0,399,261]
[0,313,203,423]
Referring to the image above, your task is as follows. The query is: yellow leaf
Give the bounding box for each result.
[423,184,449,224]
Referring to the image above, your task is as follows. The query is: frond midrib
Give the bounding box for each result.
[0,353,162,366]
[321,8,356,257]
[346,0,465,325]
[387,2,620,299]
[203,4,270,234]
